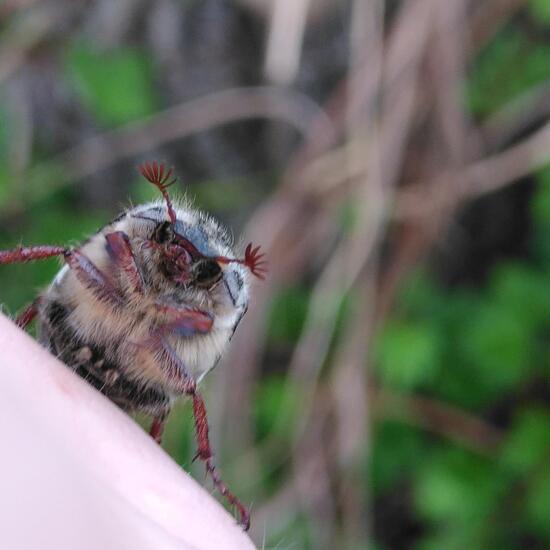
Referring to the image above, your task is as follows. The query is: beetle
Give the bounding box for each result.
[0,162,266,529]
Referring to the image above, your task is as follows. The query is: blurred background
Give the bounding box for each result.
[3,0,550,548]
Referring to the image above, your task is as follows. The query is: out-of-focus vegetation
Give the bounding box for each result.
[4,1,550,549]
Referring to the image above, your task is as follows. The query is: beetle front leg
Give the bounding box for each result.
[0,244,123,306]
[105,231,145,294]
[0,245,66,264]
[64,250,124,307]
[16,298,42,329]
[0,244,124,321]
[154,303,214,337]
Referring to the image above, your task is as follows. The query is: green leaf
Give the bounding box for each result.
[501,407,550,475]
[489,263,550,330]
[459,300,533,394]
[253,375,301,442]
[415,529,485,550]
[467,28,550,116]
[267,287,310,345]
[161,400,194,465]
[370,421,426,494]
[375,320,441,390]
[529,0,550,24]
[525,467,550,540]
[0,164,13,208]
[398,270,446,319]
[338,199,359,235]
[532,168,550,229]
[65,44,158,126]
[414,449,504,524]
[0,104,9,162]
[531,169,550,265]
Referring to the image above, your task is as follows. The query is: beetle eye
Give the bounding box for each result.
[154,221,174,244]
[194,259,222,288]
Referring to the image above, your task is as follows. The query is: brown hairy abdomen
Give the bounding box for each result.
[38,299,170,415]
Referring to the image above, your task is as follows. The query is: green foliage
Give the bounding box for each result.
[370,421,426,494]
[460,300,532,393]
[0,164,13,208]
[531,168,550,266]
[467,28,550,116]
[338,199,360,235]
[375,320,441,390]
[0,105,9,162]
[415,449,502,523]
[0,105,15,209]
[160,401,194,466]
[267,286,310,345]
[253,376,302,493]
[264,515,313,550]
[253,375,301,443]
[372,208,550,546]
[525,468,550,541]
[489,263,550,329]
[532,168,550,229]
[529,0,550,23]
[65,44,158,127]
[501,407,550,475]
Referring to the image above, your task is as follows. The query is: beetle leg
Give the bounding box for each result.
[191,391,251,530]
[15,297,42,329]
[136,307,213,355]
[0,244,124,307]
[64,250,124,307]
[154,303,214,337]
[0,245,66,264]
[105,231,145,294]
[0,243,124,314]
[149,408,170,444]
[151,337,250,530]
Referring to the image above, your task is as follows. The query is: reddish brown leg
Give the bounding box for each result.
[191,392,251,531]
[0,244,124,307]
[154,304,213,337]
[105,231,144,294]
[64,250,124,306]
[15,298,41,329]
[0,247,62,328]
[136,306,214,358]
[149,411,169,444]
[151,337,250,530]
[0,245,66,264]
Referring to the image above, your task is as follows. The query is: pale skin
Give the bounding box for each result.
[0,313,255,550]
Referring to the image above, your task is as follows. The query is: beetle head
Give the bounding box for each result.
[139,161,267,287]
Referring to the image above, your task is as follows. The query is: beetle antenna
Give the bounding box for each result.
[242,243,267,279]
[139,161,178,224]
[215,243,267,280]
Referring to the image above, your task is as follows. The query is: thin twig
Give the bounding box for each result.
[372,388,504,455]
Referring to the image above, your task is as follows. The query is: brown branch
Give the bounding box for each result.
[397,120,550,219]
[372,388,504,455]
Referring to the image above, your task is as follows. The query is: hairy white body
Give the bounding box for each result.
[39,201,249,413]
